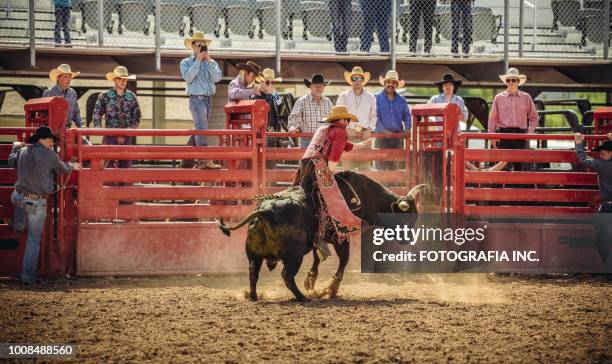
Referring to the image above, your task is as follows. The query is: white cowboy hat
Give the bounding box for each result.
[49,64,80,81]
[344,66,371,86]
[105,66,136,81]
[499,68,527,86]
[184,31,212,49]
[261,68,282,82]
[379,70,405,88]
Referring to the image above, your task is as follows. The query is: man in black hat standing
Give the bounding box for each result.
[575,133,612,270]
[288,74,334,148]
[8,126,81,284]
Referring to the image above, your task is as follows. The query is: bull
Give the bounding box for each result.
[218,170,425,302]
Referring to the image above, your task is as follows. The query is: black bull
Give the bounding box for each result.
[218,170,425,301]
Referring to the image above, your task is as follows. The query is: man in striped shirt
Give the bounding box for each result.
[288,74,334,148]
[42,64,83,128]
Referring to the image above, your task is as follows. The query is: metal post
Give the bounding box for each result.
[519,0,524,57]
[391,0,397,69]
[28,0,35,67]
[275,0,281,74]
[155,0,161,70]
[98,0,104,47]
[503,0,509,71]
[152,81,166,145]
[604,0,610,59]
[532,0,537,51]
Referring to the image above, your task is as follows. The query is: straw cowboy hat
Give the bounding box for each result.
[261,68,282,82]
[499,67,527,86]
[304,74,331,87]
[344,66,370,86]
[435,73,462,92]
[105,66,136,81]
[322,105,358,123]
[379,70,405,88]
[184,31,212,48]
[49,64,79,81]
[236,61,264,79]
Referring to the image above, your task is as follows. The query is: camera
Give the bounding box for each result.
[199,44,208,53]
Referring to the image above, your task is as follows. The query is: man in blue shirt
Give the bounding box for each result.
[53,0,72,45]
[180,31,223,169]
[374,70,411,170]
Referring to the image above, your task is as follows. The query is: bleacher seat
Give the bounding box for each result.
[188,2,221,37]
[80,0,115,34]
[118,1,151,35]
[159,3,187,36]
[300,1,331,41]
[224,0,255,39]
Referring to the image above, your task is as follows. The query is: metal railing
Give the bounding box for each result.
[0,0,610,68]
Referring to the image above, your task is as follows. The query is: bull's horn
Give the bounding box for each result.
[406,184,427,200]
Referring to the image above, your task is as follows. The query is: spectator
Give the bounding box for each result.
[574,133,612,270]
[374,70,411,170]
[53,0,72,46]
[488,68,538,171]
[288,74,334,148]
[428,73,468,122]
[228,61,264,102]
[251,68,284,133]
[180,32,223,169]
[359,0,391,53]
[337,66,377,170]
[43,64,83,129]
[409,0,436,54]
[8,126,81,284]
[328,0,352,53]
[93,66,141,168]
[451,0,472,55]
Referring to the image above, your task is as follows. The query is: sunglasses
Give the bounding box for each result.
[351,76,364,82]
[506,78,519,83]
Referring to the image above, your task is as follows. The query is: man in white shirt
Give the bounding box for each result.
[336,66,377,170]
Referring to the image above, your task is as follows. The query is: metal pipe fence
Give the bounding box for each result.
[0,0,610,60]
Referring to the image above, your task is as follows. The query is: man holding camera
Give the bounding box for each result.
[9,126,82,284]
[180,31,223,169]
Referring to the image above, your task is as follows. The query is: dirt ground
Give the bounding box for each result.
[1,269,610,363]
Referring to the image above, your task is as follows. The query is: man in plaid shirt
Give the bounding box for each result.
[288,74,334,148]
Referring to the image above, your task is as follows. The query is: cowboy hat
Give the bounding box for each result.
[27,126,60,143]
[499,68,527,86]
[261,68,282,82]
[105,66,136,81]
[322,105,358,123]
[379,70,405,88]
[49,64,79,81]
[593,140,612,152]
[344,66,370,86]
[184,31,212,49]
[236,61,264,79]
[304,74,331,87]
[435,73,462,92]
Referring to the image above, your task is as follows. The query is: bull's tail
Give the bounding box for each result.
[217,211,264,237]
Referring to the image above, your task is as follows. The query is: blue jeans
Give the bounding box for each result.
[451,0,472,54]
[54,6,71,44]
[189,95,212,147]
[360,0,391,52]
[11,190,47,283]
[328,0,352,52]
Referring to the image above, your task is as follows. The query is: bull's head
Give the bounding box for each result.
[392,184,426,213]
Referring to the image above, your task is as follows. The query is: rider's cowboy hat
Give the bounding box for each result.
[304,74,331,87]
[27,126,60,143]
[49,64,80,81]
[379,70,405,88]
[236,61,264,80]
[184,31,212,48]
[499,67,527,86]
[322,105,358,123]
[435,73,462,92]
[344,66,370,86]
[261,68,282,82]
[105,66,136,81]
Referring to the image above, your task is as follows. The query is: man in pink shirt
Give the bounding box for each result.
[488,68,539,171]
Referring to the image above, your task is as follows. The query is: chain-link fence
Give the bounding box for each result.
[0,0,609,58]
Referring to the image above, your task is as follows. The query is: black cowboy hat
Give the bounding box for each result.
[593,140,612,152]
[304,74,331,87]
[27,126,59,143]
[435,73,462,91]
